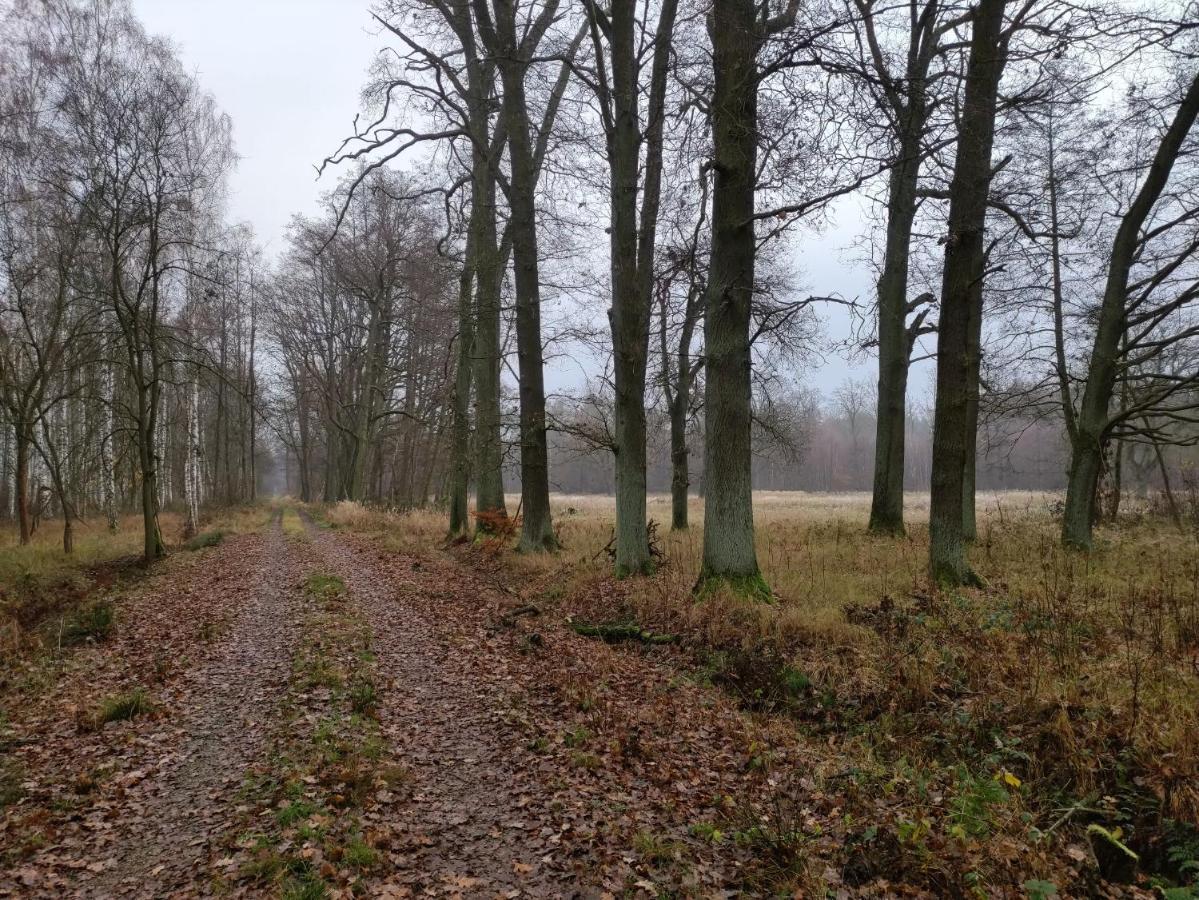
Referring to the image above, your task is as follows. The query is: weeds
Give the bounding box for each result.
[60,600,115,646]
[96,688,152,724]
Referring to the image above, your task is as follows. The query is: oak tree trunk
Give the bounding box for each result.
[699,0,763,595]
[928,0,1006,586]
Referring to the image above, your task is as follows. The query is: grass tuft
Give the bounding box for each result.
[184,529,226,551]
[97,688,152,724]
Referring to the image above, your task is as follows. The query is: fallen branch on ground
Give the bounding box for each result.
[570,621,675,644]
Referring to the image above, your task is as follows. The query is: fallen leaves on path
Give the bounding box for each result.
[308,525,848,897]
[1,519,302,897]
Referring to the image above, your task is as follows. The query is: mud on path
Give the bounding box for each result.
[1,516,307,898]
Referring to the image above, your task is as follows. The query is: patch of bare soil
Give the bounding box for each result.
[304,521,836,897]
[1,517,304,898]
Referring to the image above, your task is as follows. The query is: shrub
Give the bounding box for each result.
[61,600,115,646]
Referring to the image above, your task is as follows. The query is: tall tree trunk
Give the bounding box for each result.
[488,0,556,552]
[601,0,677,573]
[102,359,118,531]
[699,0,763,596]
[14,425,31,545]
[607,0,652,575]
[962,293,982,542]
[928,0,1006,586]
[869,133,923,536]
[1062,72,1199,548]
[670,383,690,530]
[472,171,508,531]
[448,217,476,537]
[138,394,166,561]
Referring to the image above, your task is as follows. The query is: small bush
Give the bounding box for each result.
[61,600,115,646]
[184,529,226,551]
[97,688,152,724]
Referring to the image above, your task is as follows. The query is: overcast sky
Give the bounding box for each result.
[131,0,894,394]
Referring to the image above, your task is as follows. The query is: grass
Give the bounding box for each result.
[96,688,152,724]
[334,490,1199,894]
[183,529,226,551]
[0,513,166,658]
[304,573,346,604]
[0,505,271,662]
[281,508,309,539]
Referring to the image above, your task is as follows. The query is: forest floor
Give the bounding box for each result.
[1,494,1197,898]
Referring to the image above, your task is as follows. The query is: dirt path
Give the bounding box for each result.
[2,515,308,898]
[6,515,834,897]
[77,515,305,898]
[301,518,816,897]
[303,517,592,897]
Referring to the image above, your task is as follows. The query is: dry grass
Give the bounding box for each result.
[0,514,165,659]
[0,504,276,662]
[331,490,1199,891]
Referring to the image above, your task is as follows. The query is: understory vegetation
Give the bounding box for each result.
[329,492,1199,896]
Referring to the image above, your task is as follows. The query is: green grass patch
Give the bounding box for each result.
[184,529,226,551]
[97,688,152,724]
[304,573,346,604]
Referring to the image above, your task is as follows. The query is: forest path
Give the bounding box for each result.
[78,512,306,898]
[5,513,831,897]
[302,514,590,897]
[1,513,308,898]
[298,516,812,898]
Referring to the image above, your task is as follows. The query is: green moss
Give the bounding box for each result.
[694,569,773,603]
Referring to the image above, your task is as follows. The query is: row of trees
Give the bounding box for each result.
[5,0,1196,592]
[309,0,1195,593]
[0,0,262,559]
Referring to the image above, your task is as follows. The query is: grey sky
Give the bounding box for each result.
[132,0,892,394]
[133,0,378,257]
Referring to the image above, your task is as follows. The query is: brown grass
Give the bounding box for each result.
[0,505,273,663]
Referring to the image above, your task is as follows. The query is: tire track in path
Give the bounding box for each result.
[303,516,591,898]
[77,513,304,898]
